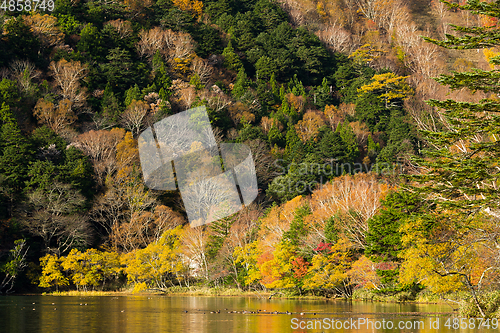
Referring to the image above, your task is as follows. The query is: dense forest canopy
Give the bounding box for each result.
[0,0,500,318]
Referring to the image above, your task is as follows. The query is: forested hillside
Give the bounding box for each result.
[1,0,500,318]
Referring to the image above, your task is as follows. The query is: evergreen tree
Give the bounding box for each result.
[367,134,380,163]
[355,93,388,132]
[318,129,347,166]
[3,17,40,63]
[124,84,143,107]
[222,40,243,72]
[311,77,333,109]
[232,68,251,99]
[268,125,284,147]
[412,0,500,212]
[337,121,359,164]
[101,84,122,125]
[78,23,105,61]
[283,204,311,246]
[323,215,339,244]
[376,108,416,165]
[407,1,500,316]
[0,104,33,198]
[153,51,172,92]
[100,48,135,92]
[255,56,276,80]
[365,191,424,262]
[284,123,305,162]
[0,79,19,107]
[365,190,428,287]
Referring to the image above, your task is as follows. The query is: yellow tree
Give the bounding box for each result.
[172,0,203,19]
[91,131,156,245]
[60,249,119,291]
[349,44,384,67]
[258,195,305,249]
[39,254,69,290]
[287,93,305,114]
[347,255,381,290]
[359,73,413,108]
[234,241,263,286]
[398,212,500,317]
[123,226,185,292]
[99,251,122,290]
[324,104,346,130]
[258,240,298,289]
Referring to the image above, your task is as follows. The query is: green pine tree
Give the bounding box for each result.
[412,0,500,212]
[222,40,243,72]
[232,68,250,99]
[124,84,142,107]
[337,121,359,164]
[0,103,33,191]
[408,0,500,316]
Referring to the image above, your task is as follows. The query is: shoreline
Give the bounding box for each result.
[21,287,458,306]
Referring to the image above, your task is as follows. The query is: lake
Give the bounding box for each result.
[0,295,494,332]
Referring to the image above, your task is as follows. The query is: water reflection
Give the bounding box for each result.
[0,295,464,333]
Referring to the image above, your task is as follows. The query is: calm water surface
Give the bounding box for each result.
[0,295,491,333]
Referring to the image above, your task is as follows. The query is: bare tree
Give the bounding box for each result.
[190,56,213,83]
[207,93,232,113]
[309,173,390,249]
[137,27,167,58]
[244,139,275,186]
[21,183,92,256]
[111,205,184,252]
[120,100,150,136]
[91,175,156,240]
[23,13,64,48]
[49,59,88,111]
[33,98,76,134]
[105,19,133,39]
[10,60,41,96]
[182,226,210,281]
[136,27,195,62]
[171,79,197,109]
[316,23,352,54]
[72,128,126,186]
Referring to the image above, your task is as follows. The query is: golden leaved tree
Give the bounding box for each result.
[123,227,185,292]
[358,73,413,108]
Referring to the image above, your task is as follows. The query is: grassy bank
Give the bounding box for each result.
[42,287,455,304]
[42,287,269,297]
